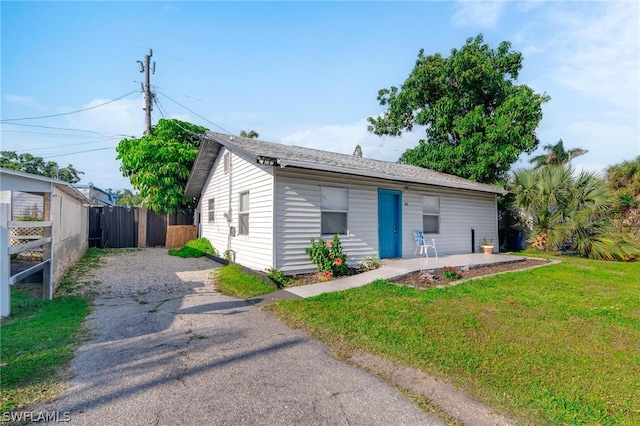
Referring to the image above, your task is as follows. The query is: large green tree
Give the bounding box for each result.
[116,118,207,213]
[368,34,550,183]
[510,166,640,260]
[1,151,83,183]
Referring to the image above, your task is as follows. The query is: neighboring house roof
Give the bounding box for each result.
[185,132,506,198]
[0,168,90,204]
[74,183,118,205]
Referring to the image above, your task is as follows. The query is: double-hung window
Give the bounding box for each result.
[423,196,440,234]
[238,191,249,235]
[321,187,348,235]
[208,199,215,223]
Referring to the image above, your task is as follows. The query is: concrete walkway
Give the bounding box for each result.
[251,253,525,305]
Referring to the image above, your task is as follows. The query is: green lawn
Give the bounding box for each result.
[268,256,640,425]
[1,248,129,412]
[0,288,90,412]
[213,264,275,298]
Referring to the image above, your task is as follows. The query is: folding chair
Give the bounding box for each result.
[413,231,438,259]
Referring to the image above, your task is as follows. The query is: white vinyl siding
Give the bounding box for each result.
[198,147,274,271]
[274,169,379,274]
[422,196,439,234]
[404,188,497,256]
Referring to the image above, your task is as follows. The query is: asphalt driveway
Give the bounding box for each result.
[40,249,443,425]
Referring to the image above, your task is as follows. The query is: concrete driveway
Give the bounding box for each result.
[40,249,443,425]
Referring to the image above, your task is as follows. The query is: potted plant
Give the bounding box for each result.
[481,238,495,254]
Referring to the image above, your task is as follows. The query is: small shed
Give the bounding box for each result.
[1,168,90,316]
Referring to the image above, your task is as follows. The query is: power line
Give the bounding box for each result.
[156,91,233,134]
[0,122,133,138]
[0,90,139,122]
[11,138,121,153]
[154,96,209,140]
[41,146,118,159]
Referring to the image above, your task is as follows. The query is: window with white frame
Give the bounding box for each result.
[208,199,215,223]
[423,196,440,234]
[238,191,249,235]
[321,187,348,235]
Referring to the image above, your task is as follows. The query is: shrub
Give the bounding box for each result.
[360,255,381,271]
[266,268,289,289]
[442,266,461,280]
[305,234,349,277]
[168,238,217,258]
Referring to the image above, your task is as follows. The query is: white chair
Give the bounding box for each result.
[413,231,438,259]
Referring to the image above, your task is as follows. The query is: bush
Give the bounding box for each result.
[266,268,289,289]
[168,238,217,258]
[360,255,381,271]
[442,266,461,280]
[305,234,349,278]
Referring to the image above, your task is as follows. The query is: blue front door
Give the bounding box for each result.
[378,189,401,258]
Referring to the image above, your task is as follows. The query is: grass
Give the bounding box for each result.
[2,248,132,413]
[168,237,216,258]
[267,255,640,425]
[213,264,275,298]
[0,287,90,412]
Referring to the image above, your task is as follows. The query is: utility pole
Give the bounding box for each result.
[137,49,155,135]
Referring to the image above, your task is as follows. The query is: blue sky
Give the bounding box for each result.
[2,1,638,191]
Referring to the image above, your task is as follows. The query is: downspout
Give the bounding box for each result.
[226,149,233,258]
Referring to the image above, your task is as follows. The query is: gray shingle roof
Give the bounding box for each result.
[184,131,506,198]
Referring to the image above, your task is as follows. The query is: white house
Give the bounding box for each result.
[75,183,117,206]
[185,132,506,274]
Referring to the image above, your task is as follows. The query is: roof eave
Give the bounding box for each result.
[277,160,507,195]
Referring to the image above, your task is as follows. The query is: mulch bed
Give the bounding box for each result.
[286,258,551,289]
[393,258,551,289]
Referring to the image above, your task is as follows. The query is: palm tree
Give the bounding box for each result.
[607,156,640,192]
[529,139,588,168]
[510,166,640,260]
[240,130,259,139]
[606,156,640,239]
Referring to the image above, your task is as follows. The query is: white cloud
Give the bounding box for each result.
[66,98,145,138]
[550,2,639,111]
[4,94,45,110]
[452,1,507,28]
[280,118,422,162]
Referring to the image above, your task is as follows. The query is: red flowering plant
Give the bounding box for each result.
[305,234,349,277]
[442,266,462,280]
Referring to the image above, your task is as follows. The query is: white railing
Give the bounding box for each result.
[1,218,53,317]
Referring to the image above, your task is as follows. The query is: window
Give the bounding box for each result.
[208,199,215,223]
[423,196,440,234]
[321,187,348,235]
[238,191,249,235]
[223,152,230,173]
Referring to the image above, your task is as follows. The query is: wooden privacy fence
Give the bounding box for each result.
[89,206,195,249]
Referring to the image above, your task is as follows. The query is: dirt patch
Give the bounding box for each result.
[348,351,518,426]
[393,258,551,289]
